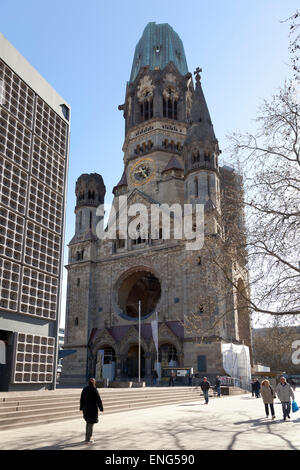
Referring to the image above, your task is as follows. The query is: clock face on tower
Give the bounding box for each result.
[130,158,155,186]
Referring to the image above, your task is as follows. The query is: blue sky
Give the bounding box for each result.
[0,0,298,326]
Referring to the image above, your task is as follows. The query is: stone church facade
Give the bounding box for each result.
[61,22,252,385]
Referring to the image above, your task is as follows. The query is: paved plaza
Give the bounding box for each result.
[0,391,300,451]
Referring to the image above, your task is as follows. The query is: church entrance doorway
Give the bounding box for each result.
[126,345,145,379]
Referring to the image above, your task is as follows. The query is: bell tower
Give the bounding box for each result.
[184,67,222,235]
[117,22,194,205]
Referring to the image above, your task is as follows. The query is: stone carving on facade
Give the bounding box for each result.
[136,75,154,101]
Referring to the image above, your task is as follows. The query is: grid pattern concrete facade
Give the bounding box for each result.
[0,34,70,390]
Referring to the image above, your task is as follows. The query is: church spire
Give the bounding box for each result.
[186,67,216,145]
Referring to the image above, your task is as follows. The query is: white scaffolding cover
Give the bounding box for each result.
[222,343,251,382]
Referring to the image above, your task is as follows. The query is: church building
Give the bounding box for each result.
[61,22,252,385]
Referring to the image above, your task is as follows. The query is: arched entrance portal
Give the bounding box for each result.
[96,346,116,381]
[126,345,145,379]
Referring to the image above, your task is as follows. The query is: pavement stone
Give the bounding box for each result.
[0,391,300,451]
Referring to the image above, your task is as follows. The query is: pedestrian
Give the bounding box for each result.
[152,369,158,386]
[290,378,296,391]
[251,379,255,397]
[276,376,295,421]
[200,377,211,404]
[215,376,221,397]
[169,371,175,386]
[260,379,276,420]
[253,379,261,398]
[80,377,104,443]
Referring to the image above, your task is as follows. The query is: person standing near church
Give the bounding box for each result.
[215,376,221,397]
[200,377,211,404]
[80,378,104,443]
[253,379,261,398]
[276,376,295,421]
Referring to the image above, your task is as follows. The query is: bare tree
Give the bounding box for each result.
[227,80,300,315]
[252,316,300,373]
[282,10,300,79]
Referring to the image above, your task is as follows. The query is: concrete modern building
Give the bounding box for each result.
[0,33,70,390]
[61,22,251,386]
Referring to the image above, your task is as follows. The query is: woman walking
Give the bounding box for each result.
[260,379,276,420]
[80,377,104,443]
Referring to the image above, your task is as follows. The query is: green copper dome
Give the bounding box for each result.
[129,22,189,83]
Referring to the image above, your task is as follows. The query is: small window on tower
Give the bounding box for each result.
[194,177,198,198]
[163,98,166,117]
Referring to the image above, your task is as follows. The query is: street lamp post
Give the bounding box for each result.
[138,300,141,383]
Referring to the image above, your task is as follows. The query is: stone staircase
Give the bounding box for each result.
[0,386,218,431]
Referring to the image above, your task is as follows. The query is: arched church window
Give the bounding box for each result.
[207,174,211,197]
[163,87,178,120]
[168,99,172,119]
[194,177,198,198]
[140,91,153,122]
[132,223,146,245]
[145,100,149,120]
[174,100,178,120]
[192,152,200,164]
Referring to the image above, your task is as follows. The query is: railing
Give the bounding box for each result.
[219,376,251,392]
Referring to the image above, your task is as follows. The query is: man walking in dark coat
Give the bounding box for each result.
[80,378,104,443]
[215,376,221,397]
[200,377,211,404]
[253,379,261,398]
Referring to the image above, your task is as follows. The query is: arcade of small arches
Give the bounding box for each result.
[90,340,182,381]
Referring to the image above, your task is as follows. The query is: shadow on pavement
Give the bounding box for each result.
[31,440,90,450]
